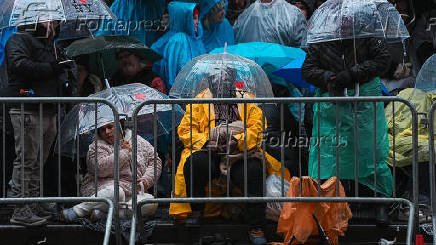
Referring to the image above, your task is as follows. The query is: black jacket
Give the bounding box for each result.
[5,29,67,98]
[302,38,391,93]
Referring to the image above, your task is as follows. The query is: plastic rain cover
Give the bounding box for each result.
[233,0,307,47]
[169,53,274,98]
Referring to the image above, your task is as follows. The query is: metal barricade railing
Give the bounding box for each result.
[0,197,114,245]
[427,102,436,244]
[129,96,419,245]
[0,97,121,245]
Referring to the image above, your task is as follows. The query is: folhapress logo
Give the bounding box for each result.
[427,17,436,31]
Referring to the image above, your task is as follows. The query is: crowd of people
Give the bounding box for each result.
[0,0,435,244]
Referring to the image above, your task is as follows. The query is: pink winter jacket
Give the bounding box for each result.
[80,136,162,197]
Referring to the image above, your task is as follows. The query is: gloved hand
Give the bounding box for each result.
[332,70,353,89]
[51,61,73,75]
[327,81,343,97]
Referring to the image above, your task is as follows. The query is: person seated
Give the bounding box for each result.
[75,55,105,97]
[151,2,206,89]
[171,68,289,244]
[61,122,162,221]
[198,0,235,52]
[233,0,307,47]
[111,49,167,94]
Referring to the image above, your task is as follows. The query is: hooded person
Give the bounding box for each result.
[198,0,235,52]
[96,0,166,47]
[61,122,162,221]
[151,2,206,89]
[172,67,290,244]
[233,0,307,47]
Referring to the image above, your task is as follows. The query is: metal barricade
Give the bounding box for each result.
[0,197,114,245]
[129,96,419,245]
[0,97,122,245]
[427,102,436,244]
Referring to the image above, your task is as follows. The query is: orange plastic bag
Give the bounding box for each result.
[276,177,352,245]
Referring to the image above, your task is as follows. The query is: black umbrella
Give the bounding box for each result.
[66,35,162,85]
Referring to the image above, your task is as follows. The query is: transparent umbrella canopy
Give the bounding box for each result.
[0,0,116,29]
[58,83,184,158]
[306,0,410,44]
[413,54,436,96]
[169,53,274,99]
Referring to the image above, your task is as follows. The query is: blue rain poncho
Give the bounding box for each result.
[233,0,307,47]
[96,0,165,47]
[0,27,15,65]
[151,2,206,88]
[0,27,16,90]
[198,0,234,52]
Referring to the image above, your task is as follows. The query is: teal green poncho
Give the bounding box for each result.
[308,78,393,197]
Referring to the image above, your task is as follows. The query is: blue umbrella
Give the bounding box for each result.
[272,53,317,94]
[210,42,306,69]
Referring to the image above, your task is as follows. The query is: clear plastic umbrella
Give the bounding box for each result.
[169,53,274,98]
[413,54,436,96]
[306,0,410,44]
[58,83,185,158]
[0,0,116,33]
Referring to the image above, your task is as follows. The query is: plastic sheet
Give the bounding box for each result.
[169,53,274,98]
[233,0,307,47]
[306,0,409,44]
[265,174,290,221]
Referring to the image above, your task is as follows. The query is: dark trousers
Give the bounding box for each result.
[184,151,266,228]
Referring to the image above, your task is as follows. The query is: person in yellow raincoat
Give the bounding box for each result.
[170,67,289,244]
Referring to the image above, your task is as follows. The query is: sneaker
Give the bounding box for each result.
[248,228,267,245]
[10,205,48,226]
[30,203,55,220]
[90,209,107,222]
[61,208,79,222]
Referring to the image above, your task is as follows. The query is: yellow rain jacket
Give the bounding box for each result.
[170,89,290,217]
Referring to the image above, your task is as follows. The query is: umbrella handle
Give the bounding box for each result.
[105,78,111,89]
[343,83,360,97]
[354,83,360,97]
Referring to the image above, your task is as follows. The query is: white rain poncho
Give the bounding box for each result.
[233,0,307,47]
